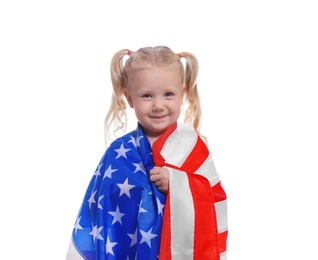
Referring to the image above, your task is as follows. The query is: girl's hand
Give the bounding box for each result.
[149,166,170,194]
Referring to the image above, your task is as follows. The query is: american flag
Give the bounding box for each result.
[66,122,227,260]
[152,122,228,260]
[67,123,166,259]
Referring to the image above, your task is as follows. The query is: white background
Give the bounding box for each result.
[1,1,317,259]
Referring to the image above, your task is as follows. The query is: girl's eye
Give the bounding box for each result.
[165,92,174,97]
[142,94,152,98]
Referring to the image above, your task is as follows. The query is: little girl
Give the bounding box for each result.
[66,46,228,260]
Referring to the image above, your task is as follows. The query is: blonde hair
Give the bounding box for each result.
[105,45,206,143]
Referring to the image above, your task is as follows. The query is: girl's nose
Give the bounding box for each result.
[152,98,164,112]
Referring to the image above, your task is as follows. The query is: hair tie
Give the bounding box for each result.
[177,52,183,58]
[128,50,134,56]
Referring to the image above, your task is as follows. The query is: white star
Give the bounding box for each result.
[73,216,83,235]
[138,199,147,219]
[98,195,104,209]
[139,227,157,248]
[114,144,131,159]
[88,190,97,209]
[106,236,118,255]
[117,178,135,198]
[133,162,146,174]
[94,163,103,177]
[108,206,125,225]
[127,228,138,247]
[156,197,165,216]
[128,135,143,147]
[103,164,118,179]
[90,225,104,242]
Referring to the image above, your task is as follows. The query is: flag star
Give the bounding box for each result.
[139,228,157,248]
[133,162,146,174]
[108,206,125,225]
[90,225,104,242]
[127,228,138,247]
[128,135,143,147]
[114,144,131,159]
[106,236,118,256]
[98,195,104,209]
[94,163,103,177]
[138,199,147,219]
[73,216,83,235]
[156,197,165,216]
[103,164,118,179]
[88,190,98,209]
[117,178,135,198]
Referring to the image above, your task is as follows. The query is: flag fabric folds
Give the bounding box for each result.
[66,122,227,260]
[66,123,165,259]
[153,122,228,260]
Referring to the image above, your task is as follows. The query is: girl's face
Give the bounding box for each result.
[125,67,185,144]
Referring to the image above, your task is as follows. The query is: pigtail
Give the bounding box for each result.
[180,52,206,142]
[104,49,130,144]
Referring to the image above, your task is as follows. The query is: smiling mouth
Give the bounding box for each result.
[150,115,167,119]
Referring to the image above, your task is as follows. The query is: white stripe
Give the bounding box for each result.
[168,167,194,260]
[215,200,228,232]
[65,239,84,260]
[161,122,197,167]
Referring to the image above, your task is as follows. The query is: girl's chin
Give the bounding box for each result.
[141,125,169,137]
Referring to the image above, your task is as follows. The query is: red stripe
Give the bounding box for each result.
[218,230,228,254]
[180,136,209,173]
[188,173,220,260]
[152,122,177,166]
[158,193,172,259]
[153,123,176,259]
[211,182,227,202]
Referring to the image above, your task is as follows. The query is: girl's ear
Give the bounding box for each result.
[124,89,134,108]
